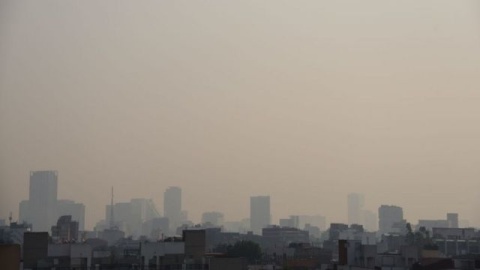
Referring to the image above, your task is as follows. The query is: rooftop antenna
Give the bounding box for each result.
[8,211,12,225]
[110,186,115,229]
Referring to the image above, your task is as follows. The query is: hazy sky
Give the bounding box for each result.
[1,1,480,230]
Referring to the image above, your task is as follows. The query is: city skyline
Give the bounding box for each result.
[8,170,472,232]
[2,1,480,230]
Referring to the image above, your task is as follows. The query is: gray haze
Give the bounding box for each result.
[1,1,480,230]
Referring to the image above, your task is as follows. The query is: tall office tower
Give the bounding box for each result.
[28,171,58,231]
[250,196,271,235]
[164,187,182,231]
[378,205,403,234]
[362,210,378,232]
[347,193,365,225]
[447,213,459,228]
[19,200,30,224]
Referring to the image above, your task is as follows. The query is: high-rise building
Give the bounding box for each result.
[250,196,270,235]
[18,200,30,224]
[105,198,160,237]
[19,171,85,233]
[447,213,459,228]
[362,210,377,232]
[378,205,403,234]
[28,171,58,232]
[164,187,182,231]
[347,193,364,225]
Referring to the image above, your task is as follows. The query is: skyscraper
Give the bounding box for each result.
[19,170,85,233]
[250,196,270,235]
[347,193,364,225]
[164,186,182,231]
[28,171,58,231]
[378,205,403,234]
[362,210,378,232]
[447,213,459,228]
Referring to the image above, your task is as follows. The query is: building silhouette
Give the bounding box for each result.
[201,212,224,227]
[250,196,270,235]
[51,215,79,243]
[362,210,377,232]
[57,200,85,231]
[164,187,182,232]
[378,205,403,234]
[18,170,85,233]
[26,171,58,232]
[279,215,300,229]
[105,198,160,237]
[447,213,459,228]
[347,193,364,225]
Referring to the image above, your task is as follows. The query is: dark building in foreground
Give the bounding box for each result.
[23,232,49,269]
[0,244,21,270]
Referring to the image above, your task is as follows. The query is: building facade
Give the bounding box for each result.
[250,196,271,235]
[164,187,182,232]
[347,193,364,225]
[378,205,404,235]
[19,171,85,233]
[27,171,58,232]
